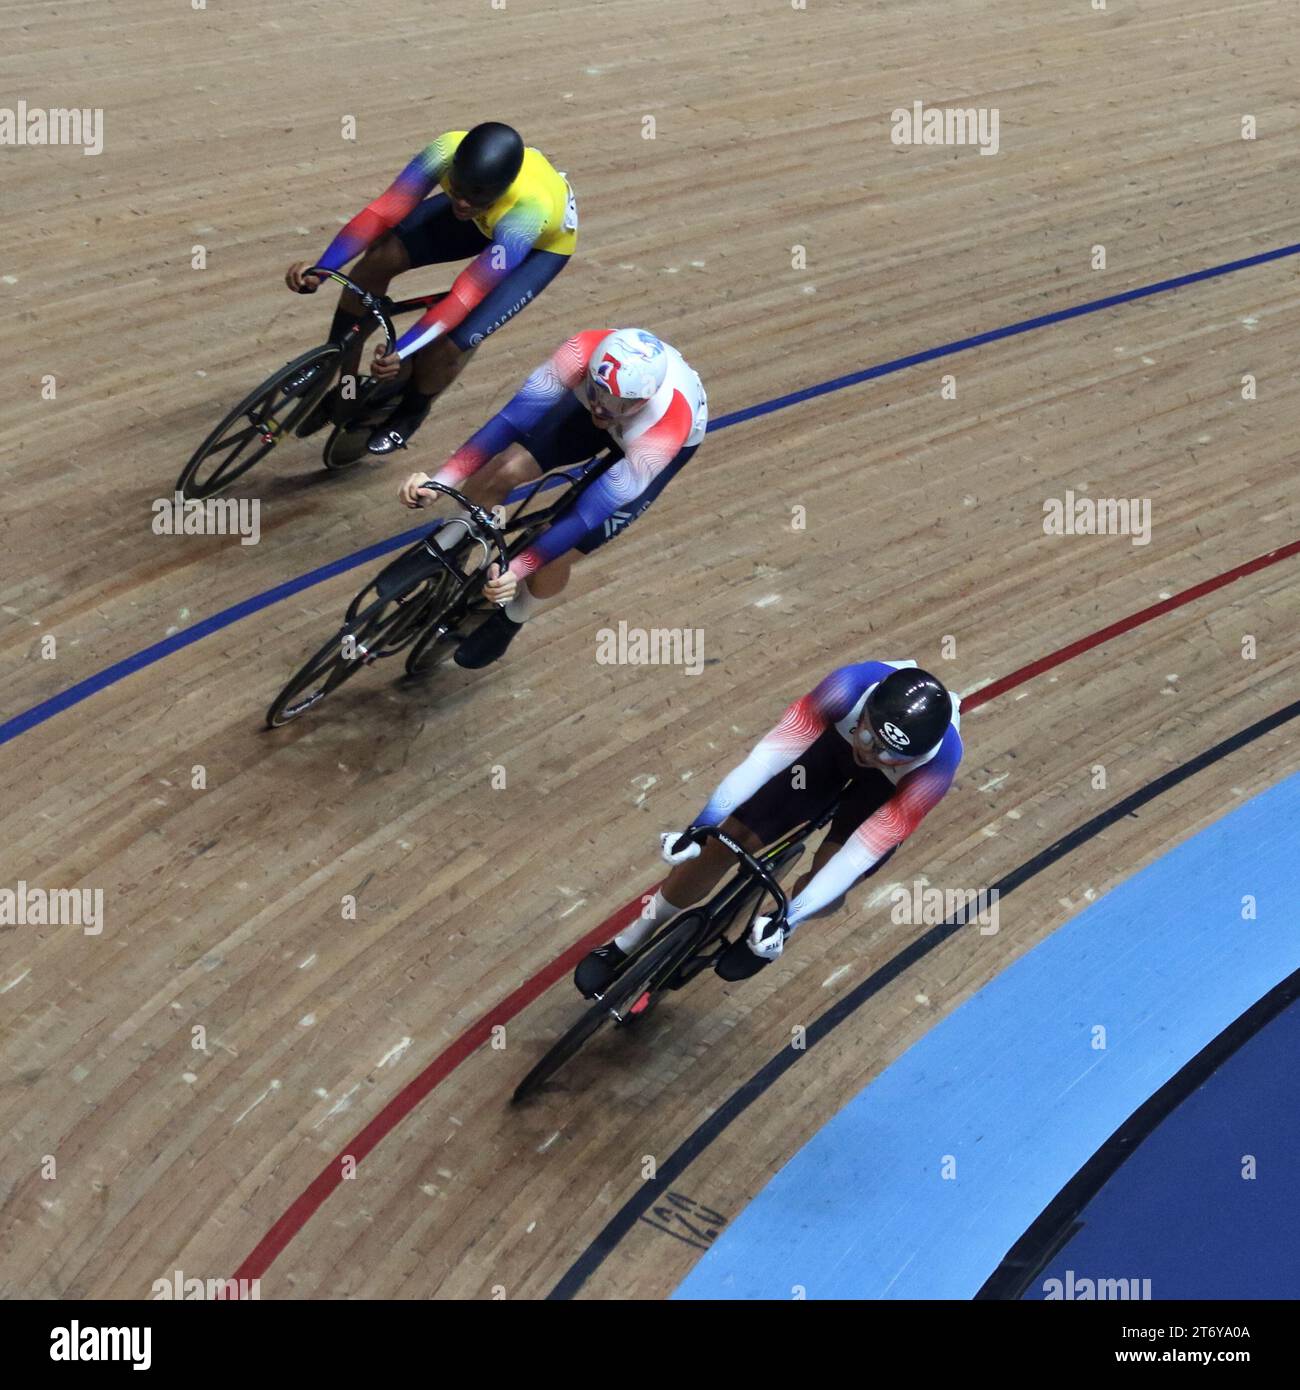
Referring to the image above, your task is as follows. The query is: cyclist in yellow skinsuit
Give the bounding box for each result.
[286,123,578,453]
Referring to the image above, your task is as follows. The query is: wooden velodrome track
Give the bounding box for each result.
[3,0,1298,1300]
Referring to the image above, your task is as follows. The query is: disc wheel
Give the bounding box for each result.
[320,377,404,470]
[403,593,483,677]
[178,345,338,499]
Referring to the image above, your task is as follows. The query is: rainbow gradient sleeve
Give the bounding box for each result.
[393,200,550,358]
[316,134,457,271]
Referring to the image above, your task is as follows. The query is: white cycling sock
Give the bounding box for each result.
[504,579,551,624]
[614,889,683,953]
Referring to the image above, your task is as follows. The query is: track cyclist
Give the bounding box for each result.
[397,326,707,669]
[576,662,963,992]
[285,122,578,453]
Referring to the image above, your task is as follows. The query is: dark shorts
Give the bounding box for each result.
[518,392,699,556]
[391,194,570,351]
[734,727,898,871]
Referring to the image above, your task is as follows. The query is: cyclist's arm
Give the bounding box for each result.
[316,137,454,272]
[683,665,885,831]
[391,201,549,359]
[506,391,693,577]
[785,726,962,931]
[429,333,593,489]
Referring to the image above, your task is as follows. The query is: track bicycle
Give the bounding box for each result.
[264,453,618,727]
[510,811,844,1103]
[177,268,448,499]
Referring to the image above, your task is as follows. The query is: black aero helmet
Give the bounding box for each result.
[450,122,525,204]
[863,668,952,758]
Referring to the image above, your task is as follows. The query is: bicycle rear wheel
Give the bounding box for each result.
[510,913,706,1104]
[320,375,406,470]
[178,344,338,499]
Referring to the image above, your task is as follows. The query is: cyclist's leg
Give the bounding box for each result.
[786,771,898,917]
[574,816,765,997]
[456,442,543,512]
[381,248,571,453]
[329,233,413,384]
[426,442,543,561]
[710,745,884,980]
[580,729,846,990]
[659,819,764,910]
[327,194,478,383]
[453,397,609,668]
[338,197,483,446]
[294,232,416,430]
[422,248,569,396]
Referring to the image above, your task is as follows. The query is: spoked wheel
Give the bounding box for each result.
[510,913,706,1104]
[178,344,338,499]
[265,582,436,729]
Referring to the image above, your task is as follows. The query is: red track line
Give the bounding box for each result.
[232,895,648,1282]
[965,539,1300,712]
[230,536,1299,1286]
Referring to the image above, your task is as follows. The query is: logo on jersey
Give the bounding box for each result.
[881,721,910,748]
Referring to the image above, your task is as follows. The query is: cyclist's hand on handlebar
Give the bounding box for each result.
[370,347,402,381]
[660,829,702,865]
[286,261,322,294]
[747,914,786,963]
[482,563,517,606]
[400,472,435,508]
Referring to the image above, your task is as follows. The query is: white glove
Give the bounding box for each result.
[660,830,702,865]
[747,914,785,962]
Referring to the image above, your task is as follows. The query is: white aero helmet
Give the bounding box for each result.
[587,328,669,405]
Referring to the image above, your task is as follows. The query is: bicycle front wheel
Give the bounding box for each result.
[178,345,338,499]
[510,913,706,1104]
[265,586,428,728]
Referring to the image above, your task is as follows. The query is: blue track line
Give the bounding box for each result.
[4,239,1298,749]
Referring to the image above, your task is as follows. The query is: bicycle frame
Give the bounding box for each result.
[394,462,611,649]
[301,265,450,360]
[410,450,621,580]
[636,799,852,1000]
